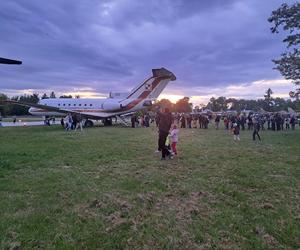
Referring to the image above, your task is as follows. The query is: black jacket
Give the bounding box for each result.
[158,112,173,133]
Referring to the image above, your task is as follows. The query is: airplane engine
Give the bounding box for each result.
[102,102,122,111]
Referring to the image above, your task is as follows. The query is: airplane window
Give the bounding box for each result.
[68,104,71,106]
[84,104,87,106]
[58,104,60,106]
[63,104,65,106]
[74,104,76,106]
[90,104,92,106]
[79,104,82,106]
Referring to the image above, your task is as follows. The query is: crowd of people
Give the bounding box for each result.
[152,109,299,160]
[61,113,83,131]
[130,113,152,128]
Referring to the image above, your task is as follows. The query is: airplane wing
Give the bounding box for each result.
[0,57,22,65]
[2,100,105,120]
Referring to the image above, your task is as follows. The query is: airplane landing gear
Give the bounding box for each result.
[84,120,94,127]
[103,118,112,126]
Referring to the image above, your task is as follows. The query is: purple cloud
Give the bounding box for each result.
[0,0,295,99]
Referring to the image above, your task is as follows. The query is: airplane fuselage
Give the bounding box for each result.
[7,68,176,121]
[29,97,154,118]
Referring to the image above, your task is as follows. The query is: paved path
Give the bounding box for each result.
[0,121,61,127]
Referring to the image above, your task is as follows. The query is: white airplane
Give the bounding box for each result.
[5,68,176,126]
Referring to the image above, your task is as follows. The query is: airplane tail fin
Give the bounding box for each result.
[126,68,176,100]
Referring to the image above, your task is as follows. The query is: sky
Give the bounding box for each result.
[0,0,297,104]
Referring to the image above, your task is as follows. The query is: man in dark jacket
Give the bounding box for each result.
[158,108,173,160]
[253,119,261,141]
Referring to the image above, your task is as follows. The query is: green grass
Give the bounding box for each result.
[0,124,299,249]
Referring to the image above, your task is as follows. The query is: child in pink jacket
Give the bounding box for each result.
[170,124,179,155]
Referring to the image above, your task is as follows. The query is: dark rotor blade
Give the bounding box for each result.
[0,57,22,65]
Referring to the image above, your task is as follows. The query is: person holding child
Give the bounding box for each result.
[158,108,173,160]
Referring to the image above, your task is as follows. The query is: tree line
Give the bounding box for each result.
[203,93,300,112]
[0,92,75,116]
[155,90,300,113]
[1,89,299,117]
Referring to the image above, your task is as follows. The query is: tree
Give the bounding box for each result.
[155,99,174,112]
[264,88,274,111]
[9,94,39,115]
[289,90,299,100]
[59,95,72,98]
[268,3,300,95]
[50,91,56,98]
[206,96,227,111]
[226,98,238,110]
[264,88,273,99]
[175,97,192,113]
[41,93,49,99]
[0,93,9,116]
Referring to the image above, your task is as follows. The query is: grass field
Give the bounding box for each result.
[0,124,299,249]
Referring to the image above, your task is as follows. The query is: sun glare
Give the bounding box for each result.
[158,94,184,103]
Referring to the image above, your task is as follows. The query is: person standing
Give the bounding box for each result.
[232,123,240,141]
[253,119,261,141]
[285,117,290,130]
[75,114,83,131]
[290,116,296,130]
[144,114,150,127]
[131,115,136,128]
[60,118,64,127]
[65,113,73,131]
[180,114,186,128]
[224,116,229,130]
[72,114,77,130]
[187,115,192,129]
[247,116,253,130]
[158,108,173,160]
[240,115,246,130]
[215,115,220,129]
[192,117,198,128]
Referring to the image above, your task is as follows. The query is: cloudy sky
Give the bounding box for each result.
[0,0,296,104]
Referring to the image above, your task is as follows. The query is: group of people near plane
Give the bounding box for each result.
[170,112,298,132]
[152,109,299,159]
[61,113,83,131]
[131,113,152,128]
